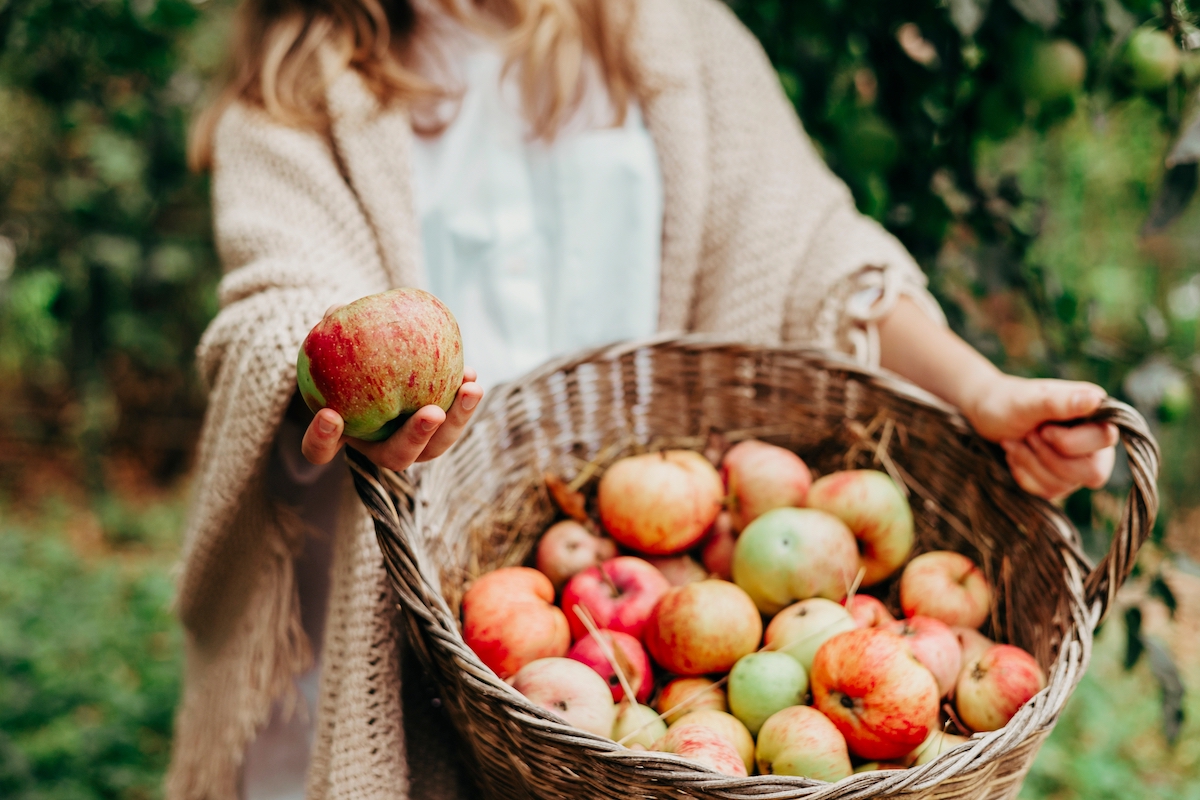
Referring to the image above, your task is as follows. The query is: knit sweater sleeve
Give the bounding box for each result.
[683,0,944,362]
[177,102,389,626]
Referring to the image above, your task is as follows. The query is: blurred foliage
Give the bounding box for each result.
[2,0,1200,796]
[0,501,182,799]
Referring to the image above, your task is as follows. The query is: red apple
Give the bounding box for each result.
[887,616,962,697]
[900,551,992,629]
[561,556,671,642]
[598,451,724,555]
[668,709,755,774]
[811,628,939,761]
[700,511,736,580]
[568,630,653,703]
[646,554,709,586]
[722,440,812,531]
[508,657,616,738]
[955,644,1046,732]
[755,705,853,782]
[462,567,569,680]
[732,508,861,614]
[653,724,748,777]
[764,597,856,672]
[536,520,618,590]
[656,677,728,723]
[844,594,894,629]
[806,470,913,586]
[645,580,763,675]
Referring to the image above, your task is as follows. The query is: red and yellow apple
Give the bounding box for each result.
[755,705,853,782]
[955,644,1046,732]
[296,288,463,441]
[668,709,755,774]
[462,567,569,680]
[728,651,808,736]
[646,554,709,587]
[535,520,618,590]
[700,511,736,581]
[732,508,860,614]
[509,657,616,738]
[653,724,748,777]
[887,616,963,697]
[806,470,913,587]
[568,630,653,703]
[561,556,671,642]
[598,451,723,554]
[645,580,762,675]
[722,440,812,532]
[764,597,856,672]
[844,594,895,629]
[900,551,992,629]
[906,728,969,767]
[811,628,939,761]
[656,677,728,723]
[953,626,995,669]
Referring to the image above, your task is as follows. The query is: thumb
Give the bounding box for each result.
[1007,380,1106,433]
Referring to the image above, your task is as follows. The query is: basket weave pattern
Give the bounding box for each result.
[347,338,1158,800]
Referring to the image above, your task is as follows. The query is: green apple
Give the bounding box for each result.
[756,705,853,781]
[907,728,969,766]
[764,598,856,672]
[612,702,667,749]
[728,651,808,736]
[732,508,860,614]
[1017,39,1087,103]
[1125,29,1180,91]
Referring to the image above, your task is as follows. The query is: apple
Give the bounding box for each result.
[700,511,736,580]
[844,594,894,629]
[900,551,992,629]
[598,451,724,555]
[613,702,667,748]
[652,724,748,777]
[561,556,671,642]
[907,728,969,767]
[297,288,462,441]
[656,677,728,723]
[755,705,853,782]
[811,628,939,761]
[509,657,616,738]
[887,616,962,697]
[646,554,709,586]
[568,630,653,703]
[764,597,856,672]
[732,508,861,614]
[728,651,808,736]
[955,644,1046,732]
[953,627,995,669]
[645,580,762,675]
[461,567,569,680]
[722,440,812,531]
[536,520,618,590]
[854,761,906,773]
[806,470,913,587]
[668,709,755,774]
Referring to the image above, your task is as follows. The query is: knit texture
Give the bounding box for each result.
[167,0,941,797]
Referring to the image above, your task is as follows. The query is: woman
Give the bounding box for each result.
[170,1,1118,798]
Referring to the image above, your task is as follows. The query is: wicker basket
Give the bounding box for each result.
[347,337,1159,800]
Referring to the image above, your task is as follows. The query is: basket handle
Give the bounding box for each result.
[1079,397,1160,619]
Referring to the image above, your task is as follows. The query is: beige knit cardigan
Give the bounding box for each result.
[166,1,943,797]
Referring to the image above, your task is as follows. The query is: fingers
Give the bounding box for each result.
[1026,430,1115,490]
[1002,439,1075,501]
[1005,379,1107,434]
[463,366,478,384]
[302,408,346,465]
[349,405,446,472]
[1039,422,1119,458]
[323,303,345,318]
[417,381,483,462]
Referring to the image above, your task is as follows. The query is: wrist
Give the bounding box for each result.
[955,364,1007,427]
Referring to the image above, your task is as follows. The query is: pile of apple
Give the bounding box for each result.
[461,441,1047,780]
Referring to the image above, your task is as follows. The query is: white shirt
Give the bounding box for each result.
[410,35,663,388]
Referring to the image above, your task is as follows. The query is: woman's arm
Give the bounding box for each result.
[878,297,1117,500]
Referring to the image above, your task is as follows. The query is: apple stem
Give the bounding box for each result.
[572,606,638,707]
[600,567,620,597]
[941,702,970,736]
[844,566,866,603]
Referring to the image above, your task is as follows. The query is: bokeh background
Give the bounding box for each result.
[1,0,1199,796]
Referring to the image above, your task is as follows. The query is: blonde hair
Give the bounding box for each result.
[189,0,637,170]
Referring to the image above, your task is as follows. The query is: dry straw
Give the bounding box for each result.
[347,337,1158,800]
